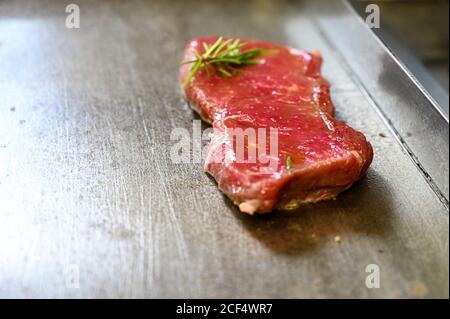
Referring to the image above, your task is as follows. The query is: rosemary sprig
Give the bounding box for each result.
[181,37,275,89]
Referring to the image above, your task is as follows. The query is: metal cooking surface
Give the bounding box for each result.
[0,0,448,298]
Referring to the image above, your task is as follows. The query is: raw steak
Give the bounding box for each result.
[180,37,373,214]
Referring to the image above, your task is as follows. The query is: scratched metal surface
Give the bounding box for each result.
[0,0,448,298]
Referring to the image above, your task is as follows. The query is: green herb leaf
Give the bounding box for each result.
[181,37,275,89]
[286,156,293,169]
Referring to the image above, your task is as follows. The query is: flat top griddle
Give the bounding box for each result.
[0,0,448,298]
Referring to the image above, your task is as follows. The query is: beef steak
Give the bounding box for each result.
[180,37,373,214]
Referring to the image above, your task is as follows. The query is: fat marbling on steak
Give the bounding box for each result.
[180,37,373,214]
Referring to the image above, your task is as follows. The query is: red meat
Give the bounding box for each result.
[180,37,373,214]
